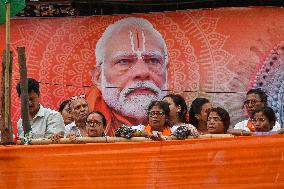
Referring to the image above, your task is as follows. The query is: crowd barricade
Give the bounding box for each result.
[1,135,284,188]
[14,134,235,145]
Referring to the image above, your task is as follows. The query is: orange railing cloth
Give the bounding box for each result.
[1,136,284,188]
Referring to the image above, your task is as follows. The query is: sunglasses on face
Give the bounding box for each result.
[243,100,262,106]
[86,120,102,127]
[148,111,165,117]
[71,94,86,101]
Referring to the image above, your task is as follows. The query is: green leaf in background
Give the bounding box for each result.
[0,0,26,25]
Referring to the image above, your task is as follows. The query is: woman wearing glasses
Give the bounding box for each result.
[125,101,171,140]
[68,111,107,141]
[144,101,171,140]
[86,111,107,137]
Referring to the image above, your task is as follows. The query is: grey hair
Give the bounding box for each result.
[95,17,168,67]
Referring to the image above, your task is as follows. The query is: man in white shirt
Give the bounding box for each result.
[17,78,65,139]
[65,94,89,137]
[228,88,281,135]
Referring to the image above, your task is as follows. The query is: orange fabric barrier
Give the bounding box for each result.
[1,136,284,188]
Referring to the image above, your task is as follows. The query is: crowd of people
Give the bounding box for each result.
[15,78,284,143]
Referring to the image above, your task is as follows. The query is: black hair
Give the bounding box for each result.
[189,98,210,127]
[147,101,170,118]
[163,94,188,123]
[252,106,276,126]
[208,107,230,133]
[246,88,267,105]
[16,78,40,97]
[87,111,107,127]
[59,100,71,112]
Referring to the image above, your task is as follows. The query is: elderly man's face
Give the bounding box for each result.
[244,93,265,118]
[70,98,89,122]
[98,25,167,121]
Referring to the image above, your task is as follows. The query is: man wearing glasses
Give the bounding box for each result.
[87,17,168,136]
[228,88,281,135]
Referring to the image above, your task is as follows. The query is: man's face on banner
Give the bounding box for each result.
[98,23,167,122]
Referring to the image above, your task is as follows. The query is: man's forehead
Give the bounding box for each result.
[88,113,102,120]
[246,93,261,100]
[71,98,87,106]
[254,112,265,117]
[114,24,153,34]
[104,25,163,48]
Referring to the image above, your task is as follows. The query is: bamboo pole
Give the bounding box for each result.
[15,137,153,145]
[0,51,6,134]
[4,1,11,133]
[15,135,235,145]
[17,47,31,135]
[0,0,14,144]
[106,137,152,143]
[0,49,13,144]
[198,134,234,138]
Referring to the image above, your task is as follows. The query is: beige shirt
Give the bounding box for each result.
[17,105,65,139]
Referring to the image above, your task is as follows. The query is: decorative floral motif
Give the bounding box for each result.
[253,41,284,125]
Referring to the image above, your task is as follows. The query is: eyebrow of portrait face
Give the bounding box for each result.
[110,50,164,61]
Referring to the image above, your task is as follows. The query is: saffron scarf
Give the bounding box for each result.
[144,124,171,136]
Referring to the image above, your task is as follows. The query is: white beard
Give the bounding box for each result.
[101,72,166,121]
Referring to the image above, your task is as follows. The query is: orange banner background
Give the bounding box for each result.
[0,7,284,133]
[0,136,284,188]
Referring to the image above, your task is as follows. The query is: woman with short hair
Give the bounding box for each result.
[86,111,107,137]
[144,101,171,140]
[250,106,282,135]
[207,107,230,134]
[117,101,172,140]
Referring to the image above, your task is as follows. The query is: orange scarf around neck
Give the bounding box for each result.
[144,124,171,136]
[247,119,255,132]
[87,87,133,136]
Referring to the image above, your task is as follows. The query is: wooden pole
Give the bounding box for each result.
[0,50,13,144]
[0,0,14,144]
[4,1,11,133]
[16,137,152,145]
[0,51,6,135]
[17,47,31,135]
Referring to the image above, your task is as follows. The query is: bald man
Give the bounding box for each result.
[87,17,168,136]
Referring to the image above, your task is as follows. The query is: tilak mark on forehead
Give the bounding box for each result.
[129,30,146,59]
